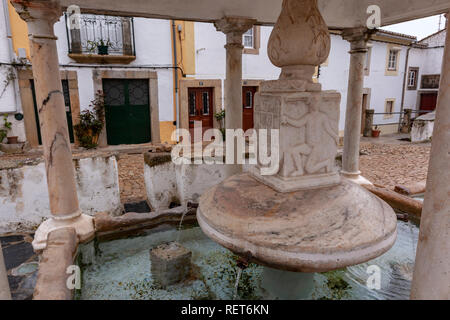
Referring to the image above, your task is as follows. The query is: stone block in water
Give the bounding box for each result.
[150,242,192,288]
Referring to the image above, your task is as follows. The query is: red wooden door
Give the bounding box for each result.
[242,86,257,132]
[188,87,214,141]
[420,92,438,115]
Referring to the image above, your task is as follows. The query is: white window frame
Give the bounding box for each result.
[243,28,254,49]
[388,49,398,71]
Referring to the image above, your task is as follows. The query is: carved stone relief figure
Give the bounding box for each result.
[281,95,338,177]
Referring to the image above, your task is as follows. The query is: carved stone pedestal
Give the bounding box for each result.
[198,0,397,292]
[249,85,341,192]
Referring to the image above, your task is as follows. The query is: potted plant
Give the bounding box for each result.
[371,125,381,138]
[0,115,18,144]
[87,39,111,55]
[214,109,226,139]
[74,91,105,149]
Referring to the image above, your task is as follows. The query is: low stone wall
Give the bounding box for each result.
[144,153,231,210]
[0,155,122,233]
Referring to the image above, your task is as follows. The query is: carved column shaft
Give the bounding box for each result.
[215,17,255,130]
[14,0,80,218]
[341,29,369,181]
[12,0,94,251]
[411,17,450,300]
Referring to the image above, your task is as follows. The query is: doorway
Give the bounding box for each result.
[103,79,151,145]
[188,87,214,141]
[242,86,257,132]
[361,93,369,134]
[419,92,438,115]
[30,79,75,144]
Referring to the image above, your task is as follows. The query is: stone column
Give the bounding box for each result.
[411,17,450,300]
[0,243,11,300]
[215,17,255,173]
[341,28,372,185]
[11,0,94,251]
[215,17,255,131]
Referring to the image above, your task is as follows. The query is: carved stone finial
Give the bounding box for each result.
[268,0,330,81]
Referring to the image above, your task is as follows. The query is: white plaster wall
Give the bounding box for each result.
[319,35,350,131]
[0,156,122,233]
[0,1,17,114]
[194,22,280,107]
[144,159,230,210]
[53,16,175,122]
[404,44,444,113]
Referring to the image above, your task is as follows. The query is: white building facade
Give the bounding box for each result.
[0,1,445,146]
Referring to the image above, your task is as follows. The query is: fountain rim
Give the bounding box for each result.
[197,208,398,273]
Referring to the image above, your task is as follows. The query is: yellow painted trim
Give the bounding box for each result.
[159,121,177,144]
[384,98,396,119]
[8,1,30,59]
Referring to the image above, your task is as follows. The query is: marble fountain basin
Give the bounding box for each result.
[197,174,398,273]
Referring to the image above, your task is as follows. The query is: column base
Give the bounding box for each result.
[32,214,95,251]
[341,171,373,186]
[261,267,314,300]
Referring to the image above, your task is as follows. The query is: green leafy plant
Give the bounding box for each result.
[87,39,111,54]
[0,115,12,143]
[214,109,226,139]
[74,91,105,149]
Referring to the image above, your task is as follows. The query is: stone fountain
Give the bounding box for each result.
[198,0,397,299]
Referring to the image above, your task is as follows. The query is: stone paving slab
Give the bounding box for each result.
[1,234,38,300]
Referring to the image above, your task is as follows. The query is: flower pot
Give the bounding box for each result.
[371,130,381,138]
[7,136,18,144]
[97,45,109,55]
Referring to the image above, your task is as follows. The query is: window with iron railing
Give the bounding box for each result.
[65,13,135,56]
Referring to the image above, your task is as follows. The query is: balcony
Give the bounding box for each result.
[65,14,136,64]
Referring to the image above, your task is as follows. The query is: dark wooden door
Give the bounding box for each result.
[103,79,151,145]
[30,79,74,145]
[242,86,257,132]
[188,87,214,141]
[419,92,438,115]
[361,93,368,134]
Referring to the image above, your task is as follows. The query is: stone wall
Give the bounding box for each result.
[0,155,122,233]
[144,153,230,210]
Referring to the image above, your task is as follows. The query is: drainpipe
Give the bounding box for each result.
[171,20,180,141]
[399,45,412,132]
[1,0,20,114]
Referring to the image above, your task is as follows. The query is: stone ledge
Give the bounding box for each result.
[94,207,197,241]
[68,53,136,64]
[33,228,78,300]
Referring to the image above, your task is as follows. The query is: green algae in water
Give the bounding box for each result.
[78,221,419,300]
[317,269,351,300]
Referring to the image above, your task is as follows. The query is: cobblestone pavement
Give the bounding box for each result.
[360,142,431,190]
[117,153,147,203]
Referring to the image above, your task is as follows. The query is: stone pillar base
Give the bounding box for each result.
[261,267,314,300]
[32,213,95,251]
[150,242,192,288]
[341,171,373,186]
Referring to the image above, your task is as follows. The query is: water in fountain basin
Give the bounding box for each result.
[233,268,243,300]
[176,211,188,243]
[77,220,419,300]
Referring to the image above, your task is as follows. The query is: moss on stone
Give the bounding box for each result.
[144,153,172,168]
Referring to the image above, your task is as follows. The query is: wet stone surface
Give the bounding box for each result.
[1,234,38,300]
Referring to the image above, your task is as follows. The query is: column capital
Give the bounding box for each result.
[342,27,373,52]
[215,16,256,44]
[11,0,62,38]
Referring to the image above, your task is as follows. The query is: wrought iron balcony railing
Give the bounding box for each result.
[65,13,136,56]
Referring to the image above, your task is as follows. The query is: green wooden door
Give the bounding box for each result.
[103,79,151,145]
[30,79,74,145]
